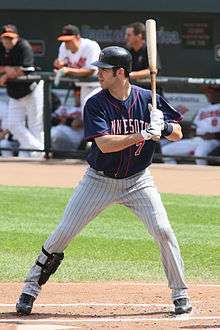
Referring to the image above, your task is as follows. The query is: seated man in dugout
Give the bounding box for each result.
[162,85,220,165]
[51,88,84,154]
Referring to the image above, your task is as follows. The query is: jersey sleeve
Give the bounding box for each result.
[83,96,110,141]
[19,40,34,69]
[85,42,101,70]
[157,95,182,122]
[58,43,66,61]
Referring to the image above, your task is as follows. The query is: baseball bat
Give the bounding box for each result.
[145,19,157,110]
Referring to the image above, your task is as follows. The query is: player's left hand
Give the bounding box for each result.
[148,104,164,130]
[4,66,17,79]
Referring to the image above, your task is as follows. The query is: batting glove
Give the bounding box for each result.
[141,124,161,141]
[140,104,164,141]
[148,104,165,130]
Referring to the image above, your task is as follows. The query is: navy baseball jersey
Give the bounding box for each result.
[130,44,161,72]
[84,85,181,178]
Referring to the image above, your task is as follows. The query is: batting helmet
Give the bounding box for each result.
[92,46,132,73]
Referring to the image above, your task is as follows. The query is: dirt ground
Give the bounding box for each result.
[0,159,220,195]
[0,160,219,329]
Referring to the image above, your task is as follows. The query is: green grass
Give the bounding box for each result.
[0,186,219,282]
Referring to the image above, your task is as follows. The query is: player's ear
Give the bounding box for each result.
[117,67,125,76]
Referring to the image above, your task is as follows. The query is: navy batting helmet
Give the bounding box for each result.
[92,46,132,73]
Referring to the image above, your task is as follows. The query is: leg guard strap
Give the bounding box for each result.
[36,247,64,286]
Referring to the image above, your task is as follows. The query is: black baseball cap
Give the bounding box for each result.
[0,24,18,38]
[92,46,132,72]
[57,24,80,41]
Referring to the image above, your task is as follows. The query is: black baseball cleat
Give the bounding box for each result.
[174,298,192,315]
[16,293,35,315]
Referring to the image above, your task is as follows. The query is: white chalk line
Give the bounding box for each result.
[0,316,220,323]
[0,302,200,308]
[107,282,220,287]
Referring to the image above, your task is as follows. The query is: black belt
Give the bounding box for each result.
[96,170,130,179]
[103,171,119,179]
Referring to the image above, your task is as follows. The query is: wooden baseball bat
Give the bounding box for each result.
[145,19,157,110]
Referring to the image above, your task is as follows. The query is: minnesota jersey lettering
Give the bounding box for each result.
[84,85,181,178]
[111,119,149,135]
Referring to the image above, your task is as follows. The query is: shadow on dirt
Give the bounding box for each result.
[0,309,172,320]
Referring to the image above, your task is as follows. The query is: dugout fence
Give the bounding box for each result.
[0,73,220,164]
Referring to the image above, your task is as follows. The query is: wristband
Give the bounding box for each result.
[161,122,173,137]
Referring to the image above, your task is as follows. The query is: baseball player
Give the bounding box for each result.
[16,46,192,316]
[125,22,162,88]
[51,105,84,152]
[0,24,44,157]
[162,85,220,165]
[54,24,101,106]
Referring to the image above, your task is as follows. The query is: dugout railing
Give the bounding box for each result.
[0,73,220,164]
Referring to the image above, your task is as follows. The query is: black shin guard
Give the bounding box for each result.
[36,247,64,286]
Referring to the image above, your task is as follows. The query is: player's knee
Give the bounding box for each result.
[36,247,64,286]
[150,224,173,242]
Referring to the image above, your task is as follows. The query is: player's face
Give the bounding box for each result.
[125,28,139,48]
[97,68,117,89]
[64,36,80,53]
[1,36,17,50]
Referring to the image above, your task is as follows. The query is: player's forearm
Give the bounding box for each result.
[64,67,95,77]
[129,68,158,80]
[164,123,183,141]
[95,133,144,153]
[2,66,24,78]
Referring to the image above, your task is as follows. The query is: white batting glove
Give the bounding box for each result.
[54,68,66,87]
[141,104,164,141]
[148,104,164,130]
[141,125,161,141]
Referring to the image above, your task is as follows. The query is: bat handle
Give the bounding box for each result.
[150,71,160,141]
[150,71,157,110]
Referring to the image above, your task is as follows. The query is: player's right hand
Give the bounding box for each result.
[53,58,65,69]
[141,124,161,141]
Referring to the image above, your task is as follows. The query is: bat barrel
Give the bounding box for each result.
[146,19,158,109]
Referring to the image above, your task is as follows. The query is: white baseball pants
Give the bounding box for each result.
[21,167,188,302]
[8,80,44,153]
[162,137,220,165]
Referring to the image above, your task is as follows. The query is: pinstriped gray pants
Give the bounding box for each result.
[22,167,188,301]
